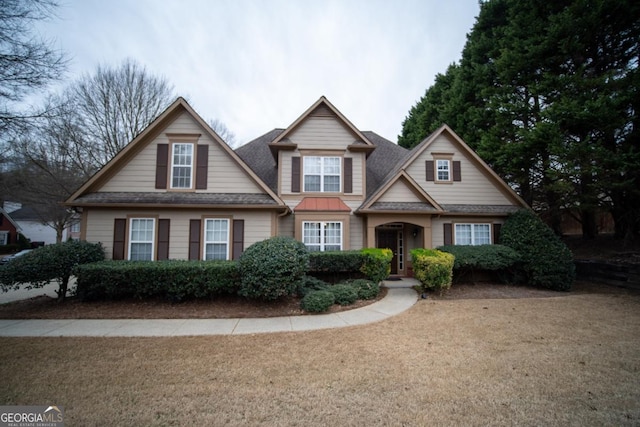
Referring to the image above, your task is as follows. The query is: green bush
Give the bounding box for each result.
[411,248,455,293]
[296,275,330,297]
[0,240,105,301]
[360,248,393,284]
[74,260,240,301]
[343,278,380,300]
[329,283,358,306]
[500,209,575,291]
[437,244,521,283]
[238,236,309,301]
[300,290,335,313]
[308,250,363,273]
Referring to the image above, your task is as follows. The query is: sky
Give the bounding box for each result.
[38,0,480,147]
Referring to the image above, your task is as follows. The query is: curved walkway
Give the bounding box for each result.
[0,280,419,337]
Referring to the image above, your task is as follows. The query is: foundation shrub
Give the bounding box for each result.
[360,248,393,284]
[411,248,455,292]
[499,209,575,291]
[329,283,359,306]
[300,290,335,313]
[74,260,240,301]
[437,244,521,283]
[238,236,309,300]
[342,278,380,300]
[296,276,330,297]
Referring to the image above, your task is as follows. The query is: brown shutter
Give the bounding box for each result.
[157,219,170,260]
[155,144,169,189]
[113,218,127,260]
[453,161,461,182]
[443,223,453,246]
[232,220,244,260]
[195,145,208,189]
[189,219,201,260]
[291,156,301,192]
[492,223,501,244]
[426,160,434,181]
[343,157,353,193]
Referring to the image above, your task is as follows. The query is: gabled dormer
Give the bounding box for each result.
[269,96,375,200]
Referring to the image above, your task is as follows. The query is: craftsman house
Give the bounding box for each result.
[66,96,527,276]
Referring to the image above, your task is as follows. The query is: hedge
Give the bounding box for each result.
[74,260,240,301]
[437,244,521,283]
[411,248,455,292]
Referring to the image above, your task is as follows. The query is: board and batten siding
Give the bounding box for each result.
[406,134,513,205]
[84,208,273,260]
[100,112,264,194]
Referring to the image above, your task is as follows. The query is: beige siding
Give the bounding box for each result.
[84,208,273,260]
[289,116,356,150]
[349,214,365,249]
[406,134,513,205]
[378,179,422,202]
[100,112,263,194]
[278,214,295,238]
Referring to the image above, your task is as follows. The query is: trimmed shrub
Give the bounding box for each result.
[74,260,240,301]
[301,290,335,313]
[411,248,455,292]
[344,278,380,300]
[360,248,393,284]
[238,236,309,300]
[329,283,358,306]
[296,275,330,297]
[437,244,521,283]
[500,209,575,291]
[0,240,105,301]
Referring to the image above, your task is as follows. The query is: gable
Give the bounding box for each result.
[378,177,425,203]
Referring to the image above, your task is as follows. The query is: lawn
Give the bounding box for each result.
[1,283,639,426]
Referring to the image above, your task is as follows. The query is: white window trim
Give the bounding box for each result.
[454,223,491,246]
[203,218,230,260]
[303,156,341,193]
[128,218,155,261]
[0,231,8,245]
[302,221,343,252]
[436,159,451,182]
[170,142,195,189]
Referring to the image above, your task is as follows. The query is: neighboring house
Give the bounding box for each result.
[3,203,79,245]
[65,96,528,276]
[0,207,21,246]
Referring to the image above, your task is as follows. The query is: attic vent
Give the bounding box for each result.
[310,105,334,117]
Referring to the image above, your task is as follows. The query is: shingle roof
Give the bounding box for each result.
[365,202,439,212]
[235,129,283,192]
[361,131,409,198]
[72,192,280,206]
[441,204,521,214]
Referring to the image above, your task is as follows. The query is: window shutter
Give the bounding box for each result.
[453,161,461,182]
[232,219,244,260]
[343,157,353,193]
[291,156,301,192]
[195,145,208,189]
[426,160,434,181]
[155,144,169,189]
[157,219,170,260]
[189,219,201,260]
[443,223,453,245]
[113,218,127,260]
[492,223,501,244]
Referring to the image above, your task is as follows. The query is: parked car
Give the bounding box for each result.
[0,249,33,266]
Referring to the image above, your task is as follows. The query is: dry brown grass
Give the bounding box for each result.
[1,285,639,426]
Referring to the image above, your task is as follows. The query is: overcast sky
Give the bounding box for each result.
[39,0,480,146]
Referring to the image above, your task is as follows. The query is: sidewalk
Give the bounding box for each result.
[0,279,419,337]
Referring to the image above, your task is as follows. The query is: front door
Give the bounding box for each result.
[377,229,398,275]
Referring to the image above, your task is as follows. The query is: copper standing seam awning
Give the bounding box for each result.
[293,197,352,212]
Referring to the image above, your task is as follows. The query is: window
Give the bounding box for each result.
[303,156,341,192]
[204,219,229,260]
[436,159,450,181]
[129,218,155,260]
[455,223,491,245]
[0,231,8,245]
[171,143,194,189]
[303,221,342,251]
[70,222,81,233]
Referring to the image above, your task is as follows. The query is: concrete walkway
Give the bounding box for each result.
[0,279,419,337]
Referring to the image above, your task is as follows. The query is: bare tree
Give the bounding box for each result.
[0,0,67,138]
[69,58,175,167]
[209,118,237,147]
